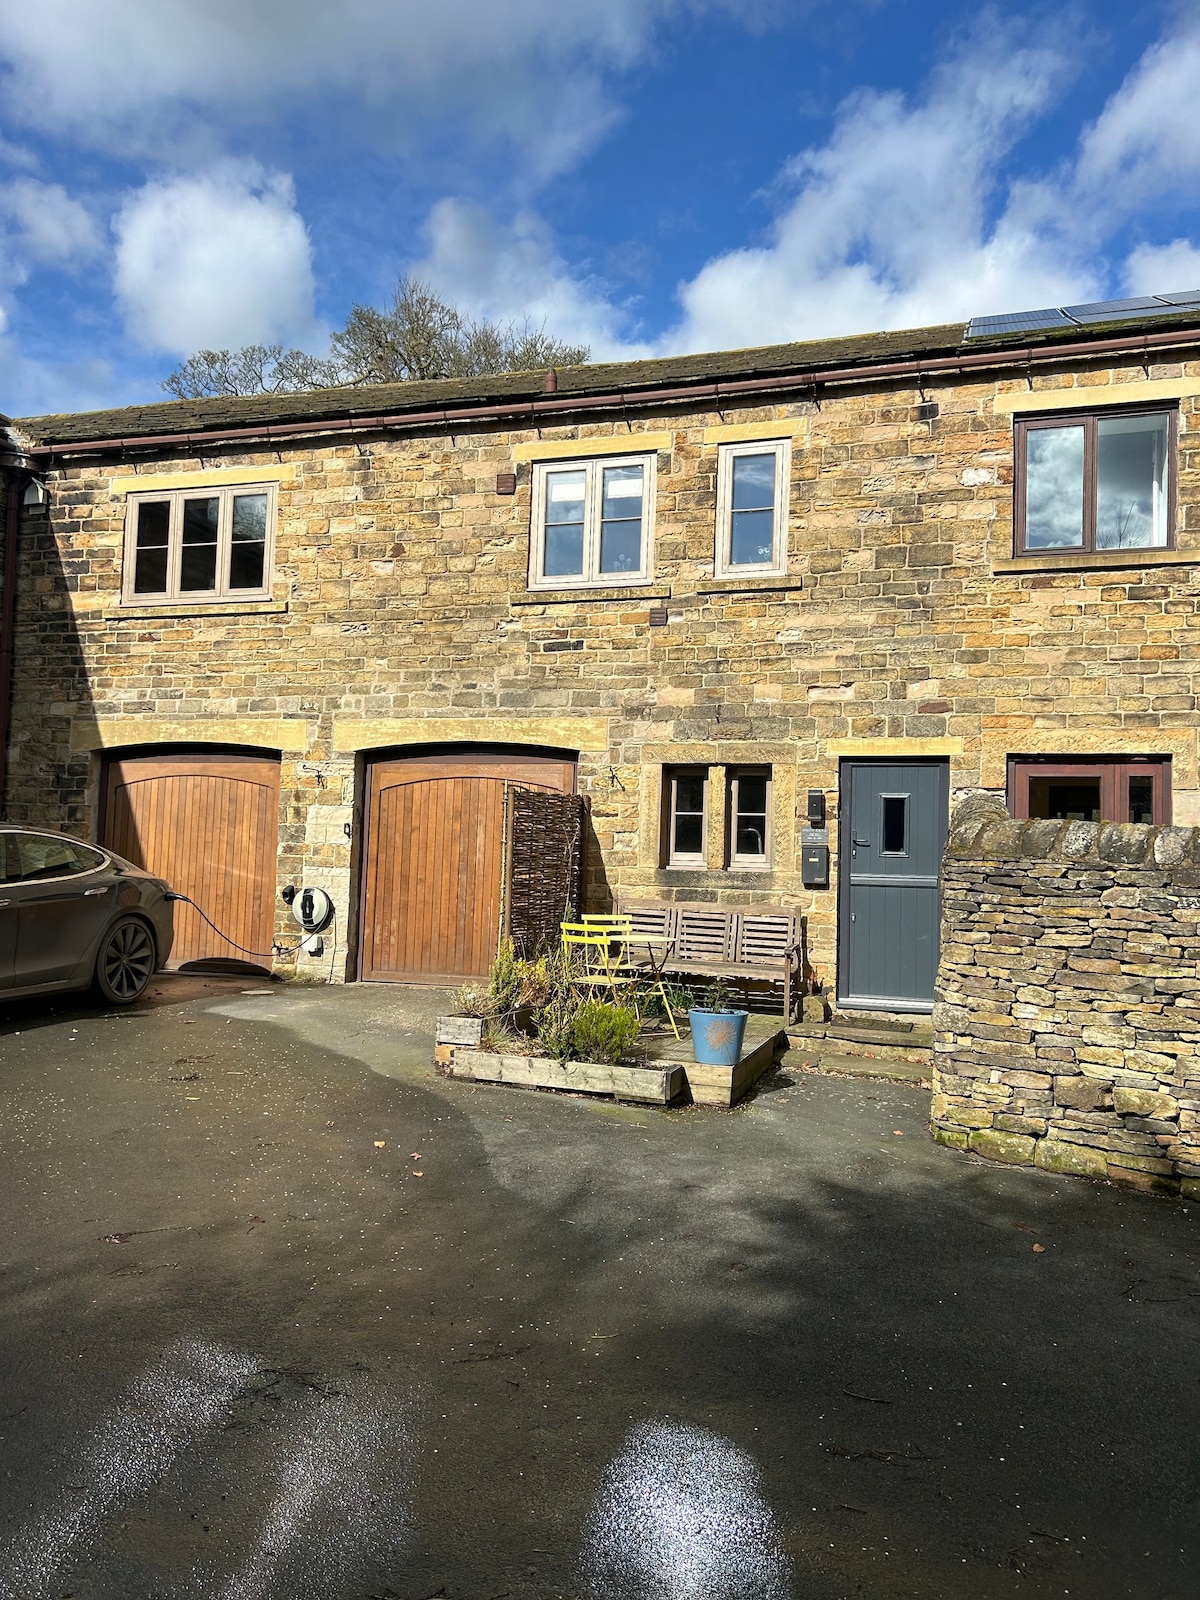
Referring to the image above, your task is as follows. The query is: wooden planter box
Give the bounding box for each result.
[436,1044,684,1105]
[435,1015,486,1047]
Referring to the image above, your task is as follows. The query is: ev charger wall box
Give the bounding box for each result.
[282,885,335,954]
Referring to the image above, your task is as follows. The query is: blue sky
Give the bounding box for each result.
[2,0,1200,417]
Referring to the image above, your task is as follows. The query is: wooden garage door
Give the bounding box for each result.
[102,751,280,968]
[362,751,575,983]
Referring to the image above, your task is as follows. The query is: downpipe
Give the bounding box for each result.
[0,449,29,818]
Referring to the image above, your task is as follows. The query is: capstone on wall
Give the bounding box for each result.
[8,350,1200,983]
[933,795,1200,1199]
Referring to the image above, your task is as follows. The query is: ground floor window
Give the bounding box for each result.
[1008,756,1170,824]
[663,767,708,867]
[661,765,773,870]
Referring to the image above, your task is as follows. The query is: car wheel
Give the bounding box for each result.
[92,917,157,1005]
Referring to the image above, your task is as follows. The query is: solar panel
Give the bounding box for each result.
[965,289,1200,341]
[964,308,1075,339]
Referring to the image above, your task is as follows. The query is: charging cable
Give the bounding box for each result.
[164,892,304,959]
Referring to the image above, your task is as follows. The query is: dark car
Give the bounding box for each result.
[0,826,174,1005]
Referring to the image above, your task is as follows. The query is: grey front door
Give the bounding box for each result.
[838,760,949,1012]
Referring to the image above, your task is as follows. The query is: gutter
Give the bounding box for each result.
[24,320,1200,463]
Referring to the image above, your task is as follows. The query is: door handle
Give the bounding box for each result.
[83,886,110,896]
[0,898,9,907]
[852,837,869,846]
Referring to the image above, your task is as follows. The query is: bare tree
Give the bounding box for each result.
[162,344,341,400]
[163,277,590,398]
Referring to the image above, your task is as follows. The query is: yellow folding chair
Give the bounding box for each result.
[560,923,639,1002]
[580,914,681,1039]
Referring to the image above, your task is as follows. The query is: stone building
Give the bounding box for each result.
[3,294,1200,1006]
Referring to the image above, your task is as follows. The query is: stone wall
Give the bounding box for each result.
[10,347,1200,984]
[933,795,1200,1198]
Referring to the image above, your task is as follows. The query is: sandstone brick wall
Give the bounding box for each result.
[933,794,1200,1198]
[9,348,1200,984]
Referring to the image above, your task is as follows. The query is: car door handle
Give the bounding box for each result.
[0,898,9,907]
[83,886,110,896]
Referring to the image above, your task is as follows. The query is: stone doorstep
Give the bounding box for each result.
[790,1050,932,1088]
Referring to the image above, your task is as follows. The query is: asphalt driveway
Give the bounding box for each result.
[1,976,1198,1599]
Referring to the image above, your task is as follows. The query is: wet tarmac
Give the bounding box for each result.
[1,975,1198,1598]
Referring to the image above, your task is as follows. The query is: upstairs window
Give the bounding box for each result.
[1015,408,1174,555]
[529,455,654,588]
[715,440,789,577]
[123,486,275,603]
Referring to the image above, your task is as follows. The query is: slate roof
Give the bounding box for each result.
[13,303,1200,448]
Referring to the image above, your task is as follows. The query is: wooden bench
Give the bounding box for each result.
[617,900,805,1023]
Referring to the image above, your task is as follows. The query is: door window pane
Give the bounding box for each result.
[1096,413,1168,549]
[670,772,706,862]
[229,493,268,589]
[881,795,908,854]
[133,500,171,593]
[543,470,586,577]
[730,453,776,566]
[732,772,769,862]
[598,464,644,574]
[180,497,220,591]
[1025,426,1085,549]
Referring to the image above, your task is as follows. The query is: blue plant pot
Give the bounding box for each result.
[688,1008,749,1066]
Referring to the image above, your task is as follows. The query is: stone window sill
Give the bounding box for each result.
[994,548,1197,575]
[107,599,289,619]
[513,583,670,606]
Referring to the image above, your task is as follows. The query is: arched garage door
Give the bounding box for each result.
[361,750,576,983]
[102,750,280,969]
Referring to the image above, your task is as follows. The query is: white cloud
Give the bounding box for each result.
[0,176,99,267]
[0,0,679,180]
[112,164,318,355]
[659,25,1098,352]
[1124,238,1200,296]
[1075,19,1200,207]
[413,198,651,359]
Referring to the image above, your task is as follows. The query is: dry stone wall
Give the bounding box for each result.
[933,794,1200,1198]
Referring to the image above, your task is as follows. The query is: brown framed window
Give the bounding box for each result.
[728,767,771,868]
[1008,756,1170,824]
[1014,407,1174,554]
[663,767,708,867]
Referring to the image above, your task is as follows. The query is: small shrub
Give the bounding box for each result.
[453,983,493,1019]
[536,990,582,1061]
[570,999,641,1065]
[486,939,524,1015]
[700,978,738,1013]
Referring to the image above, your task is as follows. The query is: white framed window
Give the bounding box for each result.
[529,454,655,588]
[663,766,708,868]
[715,439,790,577]
[123,485,276,603]
[728,767,771,869]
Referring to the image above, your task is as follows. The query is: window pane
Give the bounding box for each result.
[671,772,706,860]
[231,493,267,542]
[1025,426,1085,548]
[730,508,775,566]
[180,496,219,592]
[228,540,266,590]
[1097,413,1168,549]
[673,813,705,856]
[599,465,644,574]
[543,471,585,577]
[731,452,775,510]
[1128,776,1155,824]
[1028,777,1101,822]
[133,501,170,593]
[882,795,908,854]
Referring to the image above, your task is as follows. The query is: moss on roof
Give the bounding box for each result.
[15,303,1200,448]
[15,322,969,447]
